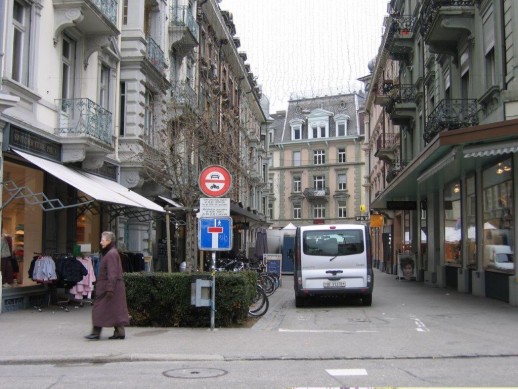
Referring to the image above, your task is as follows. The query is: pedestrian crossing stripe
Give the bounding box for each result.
[326,368,368,376]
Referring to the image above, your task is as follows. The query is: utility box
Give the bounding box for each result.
[191,278,212,307]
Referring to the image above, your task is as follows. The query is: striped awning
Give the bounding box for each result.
[463,139,518,158]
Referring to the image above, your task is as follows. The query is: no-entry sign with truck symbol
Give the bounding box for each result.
[199,165,232,197]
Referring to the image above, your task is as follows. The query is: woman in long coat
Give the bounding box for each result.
[85,231,129,340]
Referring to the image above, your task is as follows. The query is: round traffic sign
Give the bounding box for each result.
[199,165,232,197]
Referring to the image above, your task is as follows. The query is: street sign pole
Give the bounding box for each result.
[211,251,216,330]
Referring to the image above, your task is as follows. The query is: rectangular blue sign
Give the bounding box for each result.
[198,217,233,251]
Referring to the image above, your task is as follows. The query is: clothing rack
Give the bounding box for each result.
[29,253,95,312]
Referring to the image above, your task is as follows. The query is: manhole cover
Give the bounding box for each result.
[163,368,228,379]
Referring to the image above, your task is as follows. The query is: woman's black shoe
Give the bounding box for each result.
[84,334,100,340]
[108,334,125,340]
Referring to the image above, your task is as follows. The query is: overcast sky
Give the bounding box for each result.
[220,0,388,113]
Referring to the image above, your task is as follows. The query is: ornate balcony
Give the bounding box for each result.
[304,188,330,201]
[375,133,399,164]
[53,0,119,45]
[170,5,199,55]
[374,80,396,106]
[386,15,416,64]
[146,37,167,75]
[170,82,198,112]
[56,98,113,167]
[424,99,478,144]
[420,0,475,56]
[386,84,418,126]
[386,161,409,184]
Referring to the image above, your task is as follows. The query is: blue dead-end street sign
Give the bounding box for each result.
[198,217,233,251]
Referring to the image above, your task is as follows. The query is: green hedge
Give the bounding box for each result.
[124,271,257,327]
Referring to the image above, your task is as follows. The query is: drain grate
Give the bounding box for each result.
[163,368,228,379]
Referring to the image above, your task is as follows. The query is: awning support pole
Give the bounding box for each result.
[166,211,172,273]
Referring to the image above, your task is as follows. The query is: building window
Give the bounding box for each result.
[99,64,111,111]
[123,0,129,25]
[335,114,350,136]
[119,81,126,136]
[485,48,496,88]
[338,202,347,218]
[311,124,326,139]
[268,202,273,219]
[11,0,31,85]
[61,35,76,102]
[144,89,155,146]
[313,204,325,219]
[293,151,301,167]
[314,175,325,190]
[444,181,462,266]
[292,125,301,140]
[313,149,325,165]
[338,148,346,163]
[338,173,347,190]
[293,176,301,192]
[293,204,302,219]
[269,129,274,144]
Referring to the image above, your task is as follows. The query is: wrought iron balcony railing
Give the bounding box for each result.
[56,98,112,146]
[420,0,475,37]
[171,5,199,41]
[304,187,330,199]
[170,82,197,110]
[386,84,418,113]
[424,99,478,143]
[146,37,167,74]
[92,0,118,25]
[385,15,416,49]
[376,133,398,152]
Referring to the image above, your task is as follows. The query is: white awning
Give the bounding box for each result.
[14,150,164,212]
[463,139,518,158]
[158,195,183,208]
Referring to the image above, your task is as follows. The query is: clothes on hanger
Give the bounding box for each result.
[69,256,96,300]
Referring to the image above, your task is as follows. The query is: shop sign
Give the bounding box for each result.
[7,126,61,161]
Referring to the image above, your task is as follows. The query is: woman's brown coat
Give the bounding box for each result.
[92,243,129,327]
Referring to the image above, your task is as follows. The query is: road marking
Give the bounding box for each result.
[412,316,430,332]
[326,368,368,376]
[279,329,377,333]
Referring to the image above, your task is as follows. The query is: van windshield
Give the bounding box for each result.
[303,229,364,256]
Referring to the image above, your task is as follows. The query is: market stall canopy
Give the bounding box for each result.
[14,150,164,212]
[282,223,297,230]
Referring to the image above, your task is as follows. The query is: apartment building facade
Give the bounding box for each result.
[0,0,268,310]
[362,0,518,305]
[268,94,366,229]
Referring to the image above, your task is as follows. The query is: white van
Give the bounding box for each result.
[292,224,373,307]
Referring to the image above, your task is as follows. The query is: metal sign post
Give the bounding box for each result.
[211,252,216,330]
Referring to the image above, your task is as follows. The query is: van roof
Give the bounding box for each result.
[298,224,366,231]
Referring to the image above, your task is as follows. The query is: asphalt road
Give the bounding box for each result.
[1,270,517,388]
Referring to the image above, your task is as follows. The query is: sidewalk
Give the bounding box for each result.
[1,270,518,365]
[0,276,294,365]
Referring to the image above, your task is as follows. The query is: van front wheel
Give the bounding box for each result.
[362,293,372,306]
[295,295,306,308]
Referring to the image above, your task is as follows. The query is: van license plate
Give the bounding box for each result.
[323,281,346,288]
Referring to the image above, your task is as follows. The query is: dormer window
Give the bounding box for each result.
[307,109,332,139]
[289,118,304,140]
[335,114,350,136]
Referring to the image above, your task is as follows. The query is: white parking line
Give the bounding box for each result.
[412,316,430,332]
[279,329,377,333]
[326,368,368,376]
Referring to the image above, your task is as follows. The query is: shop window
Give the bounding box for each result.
[466,175,477,269]
[444,181,462,266]
[2,161,44,287]
[482,158,514,273]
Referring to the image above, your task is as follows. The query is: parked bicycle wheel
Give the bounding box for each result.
[258,273,276,296]
[248,284,268,316]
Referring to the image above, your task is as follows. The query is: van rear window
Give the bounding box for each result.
[303,229,364,256]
